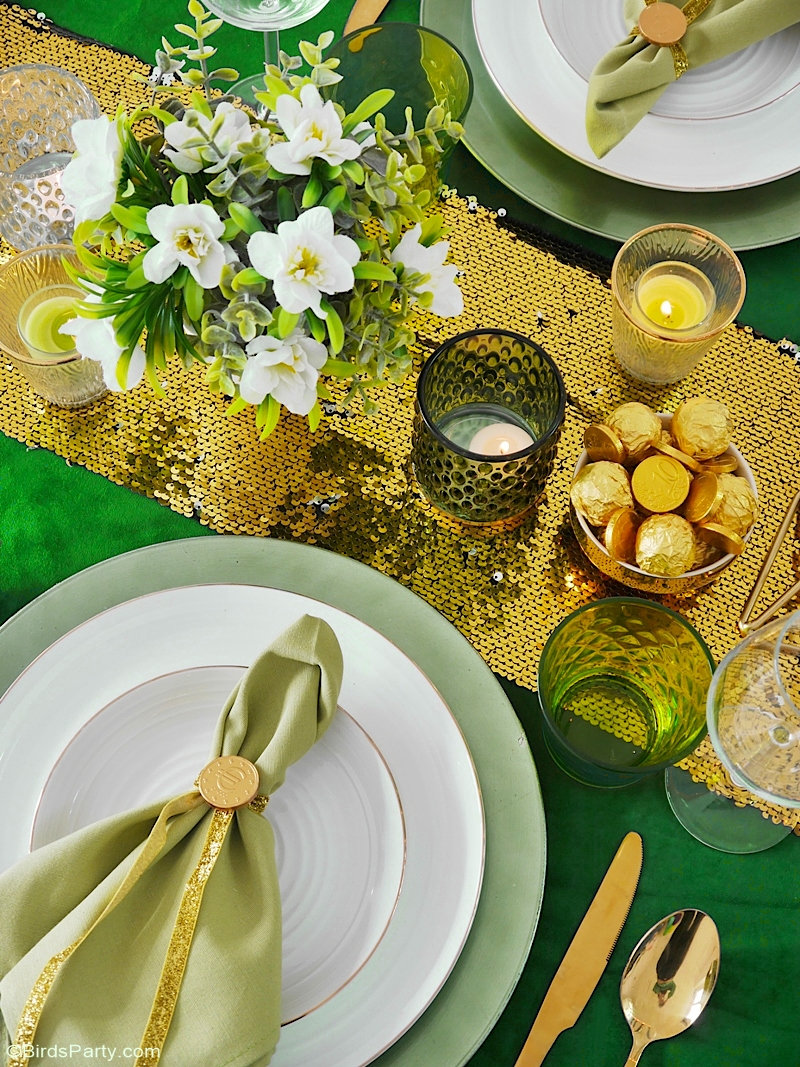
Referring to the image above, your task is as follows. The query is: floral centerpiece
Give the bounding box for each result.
[60,1,465,435]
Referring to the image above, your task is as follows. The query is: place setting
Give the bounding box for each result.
[0,0,799,1064]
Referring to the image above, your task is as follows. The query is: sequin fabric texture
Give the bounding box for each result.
[2,4,799,828]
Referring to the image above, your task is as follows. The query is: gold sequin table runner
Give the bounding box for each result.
[2,4,800,829]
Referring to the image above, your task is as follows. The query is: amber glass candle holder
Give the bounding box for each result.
[611,223,746,384]
[412,329,565,525]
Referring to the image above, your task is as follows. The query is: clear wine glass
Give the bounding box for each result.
[666,610,800,853]
[203,0,332,105]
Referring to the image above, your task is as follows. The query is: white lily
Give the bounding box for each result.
[267,83,362,176]
[240,329,328,415]
[143,203,226,288]
[163,102,253,174]
[247,206,360,317]
[60,298,145,392]
[61,114,123,225]
[390,224,463,317]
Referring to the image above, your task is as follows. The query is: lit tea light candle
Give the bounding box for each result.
[468,421,534,456]
[634,261,716,333]
[17,284,80,360]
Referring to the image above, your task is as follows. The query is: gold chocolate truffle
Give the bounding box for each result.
[631,454,691,513]
[607,402,662,461]
[707,472,758,536]
[635,514,697,576]
[570,462,633,527]
[672,397,733,460]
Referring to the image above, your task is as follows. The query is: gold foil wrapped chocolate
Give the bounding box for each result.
[672,397,733,460]
[707,472,758,535]
[570,461,633,526]
[604,507,641,563]
[635,514,697,576]
[606,402,662,461]
[584,423,626,463]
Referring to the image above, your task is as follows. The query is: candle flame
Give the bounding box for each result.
[660,299,673,320]
[498,439,511,455]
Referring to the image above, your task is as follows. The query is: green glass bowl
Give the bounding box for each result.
[538,597,714,787]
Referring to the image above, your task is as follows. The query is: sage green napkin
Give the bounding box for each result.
[0,614,343,1067]
[586,0,800,157]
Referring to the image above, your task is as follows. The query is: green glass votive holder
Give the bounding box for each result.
[412,329,566,525]
[326,23,472,195]
[538,598,714,788]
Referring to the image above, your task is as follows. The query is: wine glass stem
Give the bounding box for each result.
[264,29,280,68]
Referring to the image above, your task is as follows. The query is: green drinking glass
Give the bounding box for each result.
[326,23,472,194]
[538,598,714,787]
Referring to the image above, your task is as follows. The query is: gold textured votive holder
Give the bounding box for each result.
[0,245,107,408]
[611,223,746,384]
[411,329,566,525]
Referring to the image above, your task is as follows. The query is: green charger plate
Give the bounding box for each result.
[0,536,546,1066]
[420,0,800,250]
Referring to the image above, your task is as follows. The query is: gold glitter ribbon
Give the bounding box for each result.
[632,0,715,78]
[10,789,269,1066]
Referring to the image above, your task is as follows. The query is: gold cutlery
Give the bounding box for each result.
[514,831,643,1066]
[343,0,390,35]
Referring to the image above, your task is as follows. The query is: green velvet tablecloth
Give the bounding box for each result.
[1,2,799,1066]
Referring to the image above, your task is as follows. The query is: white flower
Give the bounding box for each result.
[390,224,463,317]
[61,115,123,225]
[143,203,226,289]
[267,83,362,176]
[248,206,360,317]
[60,299,145,392]
[163,102,253,174]
[240,329,327,414]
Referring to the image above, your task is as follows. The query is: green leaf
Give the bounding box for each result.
[322,358,357,378]
[352,261,397,283]
[228,201,264,234]
[341,159,365,184]
[183,275,205,321]
[307,400,321,432]
[305,308,326,343]
[277,308,300,338]
[343,89,395,132]
[175,22,199,39]
[320,185,347,215]
[257,394,281,438]
[225,396,249,417]
[171,174,189,206]
[110,203,152,235]
[277,185,296,223]
[124,266,149,290]
[187,0,205,17]
[301,174,323,208]
[232,267,266,291]
[320,300,344,354]
[208,67,239,82]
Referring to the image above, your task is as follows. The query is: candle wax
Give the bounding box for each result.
[634,262,715,332]
[468,422,534,456]
[438,403,536,456]
[18,288,80,359]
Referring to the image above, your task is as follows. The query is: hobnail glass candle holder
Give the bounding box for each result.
[0,64,101,250]
[412,329,565,525]
[611,223,746,384]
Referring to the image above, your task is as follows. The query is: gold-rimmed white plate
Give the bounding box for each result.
[473,0,800,191]
[0,584,484,1067]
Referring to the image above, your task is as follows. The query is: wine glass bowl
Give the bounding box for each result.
[708,611,800,808]
[202,0,331,32]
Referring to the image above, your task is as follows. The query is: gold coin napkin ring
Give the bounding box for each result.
[632,0,714,78]
[8,756,268,1067]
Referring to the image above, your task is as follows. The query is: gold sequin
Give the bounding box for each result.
[135,808,234,1065]
[1,7,799,832]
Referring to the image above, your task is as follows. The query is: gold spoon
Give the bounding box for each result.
[620,909,720,1066]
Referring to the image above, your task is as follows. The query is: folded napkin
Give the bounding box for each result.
[0,615,343,1067]
[586,0,800,157]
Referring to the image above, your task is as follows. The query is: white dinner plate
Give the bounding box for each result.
[0,584,485,1067]
[473,0,800,191]
[32,665,407,1025]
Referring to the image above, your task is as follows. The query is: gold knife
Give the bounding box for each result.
[343,0,391,35]
[515,831,643,1066]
